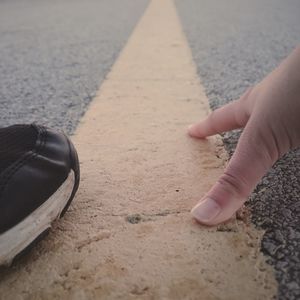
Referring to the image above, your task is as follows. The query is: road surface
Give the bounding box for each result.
[0,0,299,299]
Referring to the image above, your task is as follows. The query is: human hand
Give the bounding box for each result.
[189,46,300,226]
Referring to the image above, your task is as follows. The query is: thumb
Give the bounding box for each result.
[191,117,279,225]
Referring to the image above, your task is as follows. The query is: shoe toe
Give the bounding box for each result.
[0,125,79,234]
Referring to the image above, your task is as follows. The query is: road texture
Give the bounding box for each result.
[175,0,300,299]
[0,0,299,298]
[0,0,148,133]
[0,0,276,299]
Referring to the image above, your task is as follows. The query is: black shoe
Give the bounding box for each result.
[0,124,80,266]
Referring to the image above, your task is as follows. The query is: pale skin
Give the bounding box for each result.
[189,46,300,226]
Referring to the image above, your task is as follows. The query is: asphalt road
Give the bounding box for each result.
[0,0,149,133]
[175,1,300,299]
[0,0,300,299]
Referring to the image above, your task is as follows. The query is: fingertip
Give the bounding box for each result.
[191,197,221,226]
[191,195,244,226]
[187,124,196,136]
[188,123,204,138]
[188,124,194,131]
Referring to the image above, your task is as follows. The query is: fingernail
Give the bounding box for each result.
[191,198,221,222]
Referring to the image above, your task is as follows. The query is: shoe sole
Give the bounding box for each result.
[0,140,80,267]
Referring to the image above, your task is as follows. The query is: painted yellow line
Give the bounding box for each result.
[0,0,276,299]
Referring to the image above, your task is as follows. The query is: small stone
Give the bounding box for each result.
[126,214,142,224]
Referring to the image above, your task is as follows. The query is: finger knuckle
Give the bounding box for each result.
[217,171,248,199]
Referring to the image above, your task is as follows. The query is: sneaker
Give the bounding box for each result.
[0,124,80,266]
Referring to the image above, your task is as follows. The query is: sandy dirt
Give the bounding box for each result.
[0,0,276,299]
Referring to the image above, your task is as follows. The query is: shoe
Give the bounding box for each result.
[0,124,80,266]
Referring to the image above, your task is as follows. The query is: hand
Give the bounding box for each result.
[189,46,300,225]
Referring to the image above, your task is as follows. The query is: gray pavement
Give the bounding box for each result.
[175,0,300,299]
[1,0,300,299]
[0,0,149,133]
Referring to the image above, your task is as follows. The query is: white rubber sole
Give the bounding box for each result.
[0,170,75,266]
